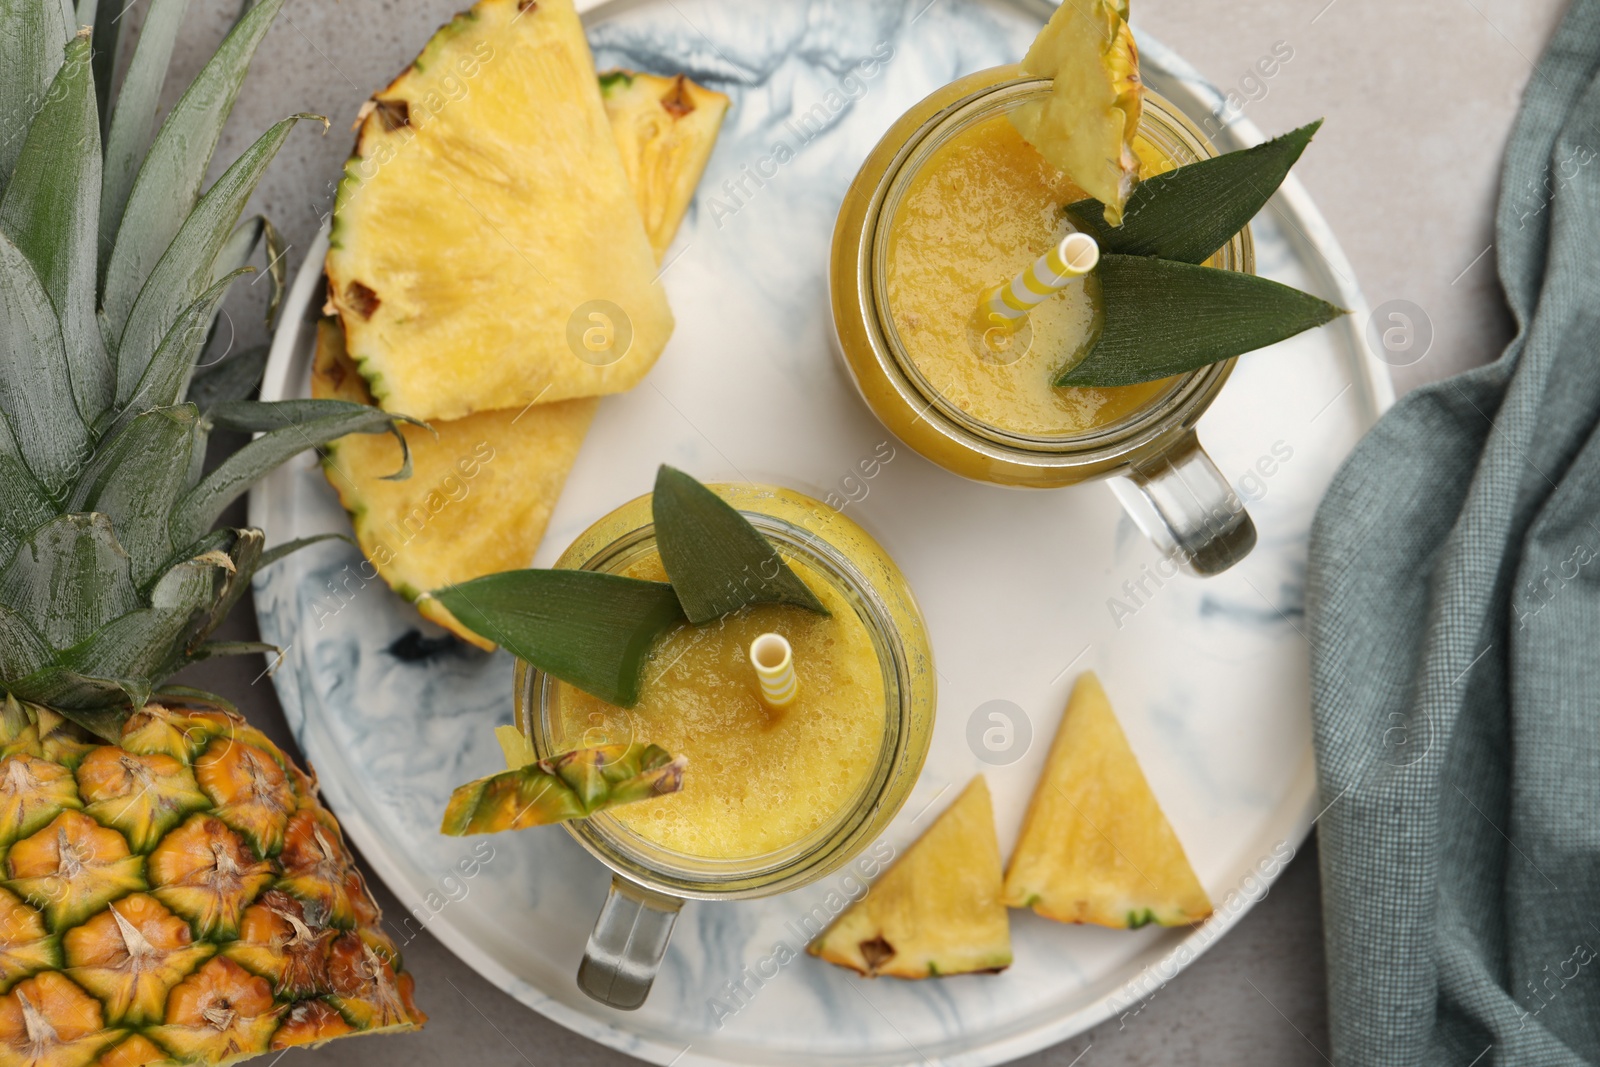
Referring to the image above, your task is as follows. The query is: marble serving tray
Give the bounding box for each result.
[249,1,1392,1063]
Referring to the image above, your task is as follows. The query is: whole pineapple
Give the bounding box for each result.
[0,0,425,1061]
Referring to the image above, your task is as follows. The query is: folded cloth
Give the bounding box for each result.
[1308,2,1600,1063]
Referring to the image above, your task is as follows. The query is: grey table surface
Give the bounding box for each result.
[154,0,1567,1062]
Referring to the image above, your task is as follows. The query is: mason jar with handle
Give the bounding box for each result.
[831,66,1256,576]
[513,485,935,1009]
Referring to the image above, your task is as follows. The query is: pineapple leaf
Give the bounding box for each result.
[214,215,263,283]
[431,571,687,707]
[112,113,316,403]
[168,404,415,549]
[261,215,287,326]
[4,667,142,739]
[0,602,52,681]
[1053,256,1346,387]
[68,405,199,585]
[258,532,353,570]
[208,398,424,433]
[98,0,285,294]
[47,537,254,706]
[0,31,113,424]
[0,0,73,193]
[69,594,208,685]
[189,640,278,660]
[84,0,120,140]
[0,514,137,650]
[98,0,191,282]
[1064,121,1321,265]
[190,527,261,643]
[652,465,828,624]
[186,344,268,412]
[210,398,421,479]
[152,683,237,714]
[217,215,288,327]
[0,230,89,496]
[112,267,251,436]
[0,428,53,569]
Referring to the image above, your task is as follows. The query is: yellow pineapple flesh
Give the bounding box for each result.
[325,0,675,422]
[809,777,1012,978]
[1002,673,1211,928]
[600,70,730,259]
[310,318,597,649]
[1010,0,1142,224]
[315,62,727,647]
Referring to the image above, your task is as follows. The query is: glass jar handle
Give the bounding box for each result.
[1110,430,1256,577]
[577,876,683,1010]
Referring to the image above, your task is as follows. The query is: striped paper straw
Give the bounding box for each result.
[750,633,797,708]
[983,231,1100,330]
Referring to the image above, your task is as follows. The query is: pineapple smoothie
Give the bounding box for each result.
[833,68,1251,489]
[885,112,1174,437]
[552,552,886,859]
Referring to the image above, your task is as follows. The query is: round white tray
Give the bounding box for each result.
[250,2,1390,1063]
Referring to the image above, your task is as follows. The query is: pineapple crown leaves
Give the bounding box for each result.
[0,1,416,737]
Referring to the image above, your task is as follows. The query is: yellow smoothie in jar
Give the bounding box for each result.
[885,113,1173,437]
[552,553,885,860]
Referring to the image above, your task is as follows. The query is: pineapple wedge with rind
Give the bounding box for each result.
[440,742,686,836]
[326,0,674,422]
[310,319,596,650]
[1002,673,1211,928]
[601,70,730,259]
[1010,0,1142,224]
[810,777,1011,978]
[316,64,727,648]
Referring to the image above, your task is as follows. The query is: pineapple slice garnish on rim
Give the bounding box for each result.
[810,777,1012,978]
[325,0,676,423]
[440,725,686,836]
[1009,0,1142,224]
[1003,673,1211,928]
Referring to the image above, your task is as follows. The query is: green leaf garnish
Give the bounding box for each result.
[1065,121,1321,265]
[1054,255,1345,387]
[651,465,828,624]
[431,570,686,707]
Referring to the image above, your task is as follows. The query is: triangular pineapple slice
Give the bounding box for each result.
[1002,673,1210,928]
[310,319,595,649]
[1009,0,1142,224]
[325,0,674,422]
[313,63,727,648]
[312,64,726,652]
[810,777,1011,978]
[601,71,730,260]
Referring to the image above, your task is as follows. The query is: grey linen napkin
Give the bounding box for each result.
[1307,2,1600,1063]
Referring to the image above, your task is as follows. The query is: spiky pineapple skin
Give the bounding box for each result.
[0,697,424,1065]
